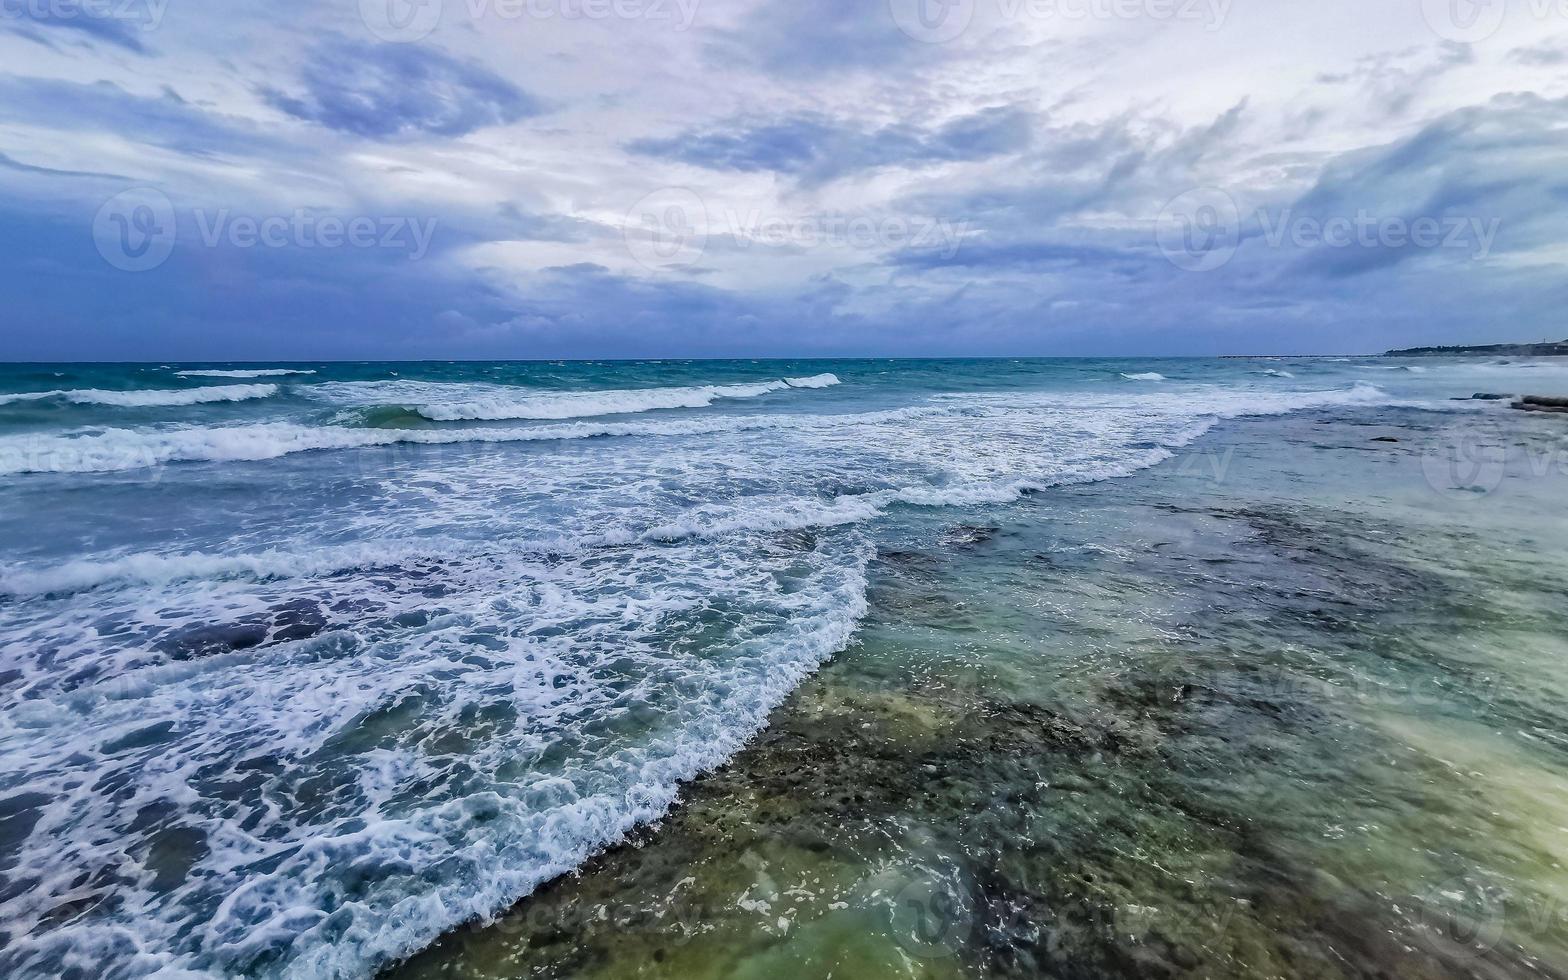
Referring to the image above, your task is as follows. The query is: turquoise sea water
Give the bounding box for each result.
[2,357,1566,978]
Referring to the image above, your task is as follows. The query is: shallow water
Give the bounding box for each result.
[1,357,1566,978]
[390,406,1568,980]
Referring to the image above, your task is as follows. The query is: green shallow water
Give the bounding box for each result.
[387,406,1568,980]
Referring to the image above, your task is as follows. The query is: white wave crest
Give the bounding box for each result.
[0,384,279,408]
[0,414,797,475]
[305,378,826,421]
[175,369,316,378]
[784,373,841,388]
[0,385,1399,477]
[1120,372,1166,382]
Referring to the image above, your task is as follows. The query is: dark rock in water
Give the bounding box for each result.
[770,528,819,553]
[1370,437,1400,443]
[156,599,330,660]
[0,792,52,869]
[103,721,177,755]
[1467,392,1513,400]
[943,524,1001,547]
[1514,395,1568,413]
[876,548,939,570]
[156,620,270,660]
[270,599,328,643]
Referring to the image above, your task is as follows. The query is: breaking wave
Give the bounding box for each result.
[175,369,317,379]
[0,384,279,408]
[306,375,839,422]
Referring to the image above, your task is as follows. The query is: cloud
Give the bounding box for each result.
[0,0,1565,358]
[5,4,157,55]
[1312,43,1473,118]
[1286,94,1568,278]
[0,77,273,157]
[705,0,929,76]
[628,107,1033,183]
[1510,39,1568,66]
[891,239,1143,273]
[0,151,128,181]
[262,40,542,140]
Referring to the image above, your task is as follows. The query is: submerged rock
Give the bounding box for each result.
[1514,395,1568,413]
[154,599,330,660]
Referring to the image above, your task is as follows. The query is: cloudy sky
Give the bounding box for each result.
[0,0,1564,359]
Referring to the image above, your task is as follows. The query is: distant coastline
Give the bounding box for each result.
[1383,339,1568,357]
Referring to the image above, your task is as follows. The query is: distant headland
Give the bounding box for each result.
[1384,339,1568,357]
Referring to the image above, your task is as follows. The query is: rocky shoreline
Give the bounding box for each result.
[383,408,1568,980]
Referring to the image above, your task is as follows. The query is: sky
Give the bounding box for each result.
[0,0,1565,360]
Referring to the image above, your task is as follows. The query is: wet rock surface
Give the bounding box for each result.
[1514,395,1568,413]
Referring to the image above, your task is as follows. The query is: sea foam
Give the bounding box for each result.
[0,372,1428,980]
[176,369,317,378]
[305,376,834,422]
[0,384,279,408]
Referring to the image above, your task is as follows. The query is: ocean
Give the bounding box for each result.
[2,357,1567,979]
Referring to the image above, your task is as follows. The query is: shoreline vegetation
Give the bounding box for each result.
[1384,339,1568,357]
[1217,340,1568,359]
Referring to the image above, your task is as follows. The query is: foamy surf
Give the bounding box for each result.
[305,375,838,422]
[176,369,317,379]
[784,373,841,388]
[0,360,1489,980]
[0,384,279,408]
[0,384,1389,476]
